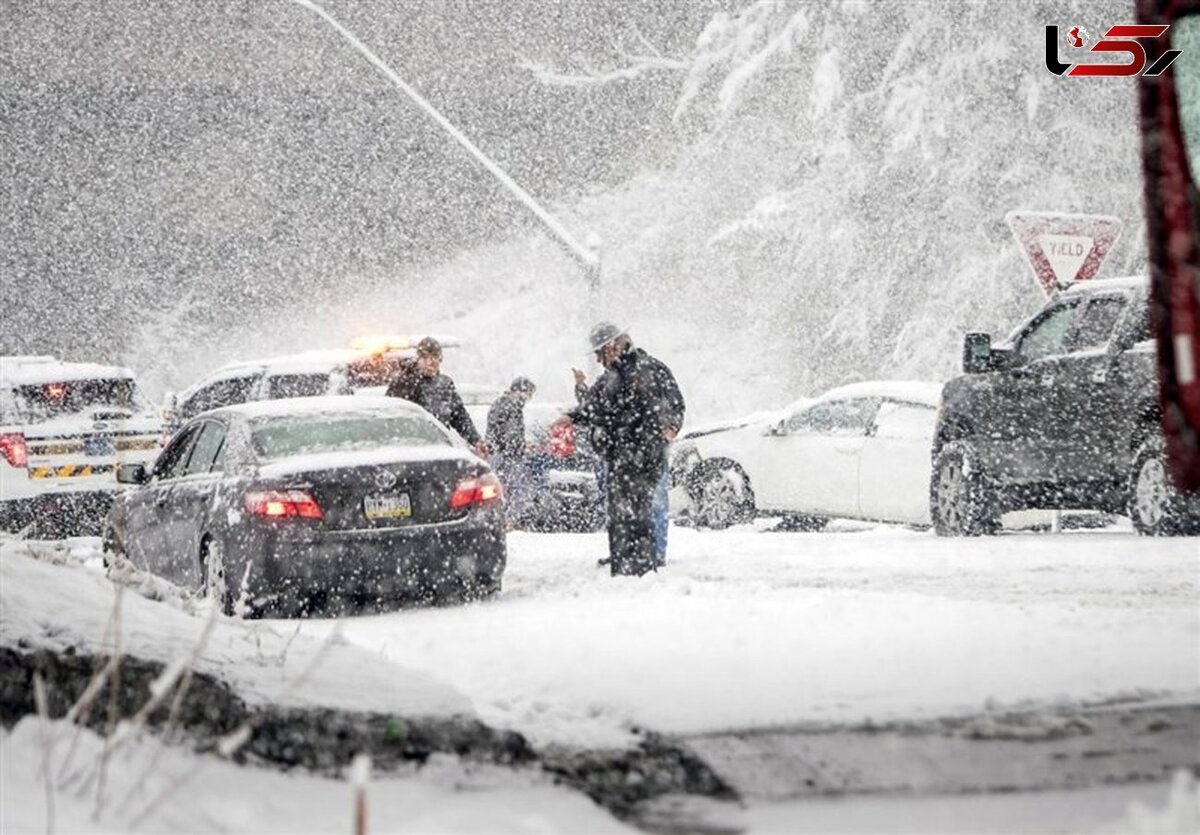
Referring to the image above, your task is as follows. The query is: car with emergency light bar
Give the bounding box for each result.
[165,335,465,434]
[933,275,1200,537]
[0,355,162,536]
[102,396,506,616]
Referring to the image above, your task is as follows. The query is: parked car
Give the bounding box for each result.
[934,275,1199,536]
[464,399,606,532]
[103,397,506,616]
[169,337,470,429]
[166,352,357,433]
[670,382,943,529]
[0,356,162,536]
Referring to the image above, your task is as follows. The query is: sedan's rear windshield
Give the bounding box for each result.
[6,378,145,423]
[249,413,450,459]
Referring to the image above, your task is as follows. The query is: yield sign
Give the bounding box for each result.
[1005,211,1123,296]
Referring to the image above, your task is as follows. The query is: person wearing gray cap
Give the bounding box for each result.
[487,377,537,525]
[565,322,685,576]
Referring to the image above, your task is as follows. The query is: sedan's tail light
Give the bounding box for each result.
[449,472,503,509]
[0,433,28,469]
[244,489,323,520]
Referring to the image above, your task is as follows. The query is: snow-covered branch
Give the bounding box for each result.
[516,39,688,88]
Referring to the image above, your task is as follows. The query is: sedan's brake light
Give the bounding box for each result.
[244,489,323,520]
[449,472,503,509]
[0,433,28,469]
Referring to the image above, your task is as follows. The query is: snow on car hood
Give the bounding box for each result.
[0,536,473,719]
[678,408,788,441]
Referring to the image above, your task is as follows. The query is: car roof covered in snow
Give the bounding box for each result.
[206,394,430,422]
[0,356,138,387]
[216,350,361,376]
[1063,275,1147,294]
[817,380,943,407]
[178,351,360,400]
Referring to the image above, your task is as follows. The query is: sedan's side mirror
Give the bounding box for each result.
[116,463,149,485]
[962,332,993,374]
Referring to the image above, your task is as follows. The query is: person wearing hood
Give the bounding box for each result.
[487,376,536,525]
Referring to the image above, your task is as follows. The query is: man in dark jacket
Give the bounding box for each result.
[387,337,486,454]
[487,377,536,523]
[566,323,685,576]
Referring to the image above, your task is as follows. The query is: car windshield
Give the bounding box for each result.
[10,378,145,423]
[249,412,450,459]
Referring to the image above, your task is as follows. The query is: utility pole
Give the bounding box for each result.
[288,0,601,292]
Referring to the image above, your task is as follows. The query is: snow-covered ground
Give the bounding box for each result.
[2,521,1197,833]
[302,522,1200,748]
[0,717,630,834]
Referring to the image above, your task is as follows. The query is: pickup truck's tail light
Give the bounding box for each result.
[449,472,503,509]
[0,433,28,469]
[549,421,576,458]
[244,489,323,520]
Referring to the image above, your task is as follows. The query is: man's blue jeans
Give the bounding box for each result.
[652,463,669,565]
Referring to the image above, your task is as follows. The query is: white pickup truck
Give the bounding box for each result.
[0,356,162,536]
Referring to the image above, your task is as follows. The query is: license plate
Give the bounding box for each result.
[364,492,411,520]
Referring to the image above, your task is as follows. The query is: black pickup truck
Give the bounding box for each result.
[933,276,1199,536]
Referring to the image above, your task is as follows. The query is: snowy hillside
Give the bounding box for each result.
[116,0,1147,422]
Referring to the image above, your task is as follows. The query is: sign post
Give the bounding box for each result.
[1005,211,1123,296]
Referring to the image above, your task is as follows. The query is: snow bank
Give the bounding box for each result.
[0,537,471,718]
[0,717,630,834]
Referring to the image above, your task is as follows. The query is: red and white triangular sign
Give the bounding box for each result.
[1005,211,1123,297]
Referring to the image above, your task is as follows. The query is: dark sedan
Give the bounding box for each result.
[103,397,506,616]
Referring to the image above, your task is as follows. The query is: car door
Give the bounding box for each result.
[122,423,201,573]
[712,402,809,512]
[161,418,228,587]
[769,397,880,517]
[857,399,939,525]
[982,299,1086,484]
[1045,292,1132,485]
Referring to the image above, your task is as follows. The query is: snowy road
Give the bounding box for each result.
[297,522,1200,748]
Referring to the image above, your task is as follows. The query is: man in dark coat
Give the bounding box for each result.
[487,377,536,523]
[386,337,486,454]
[566,323,685,577]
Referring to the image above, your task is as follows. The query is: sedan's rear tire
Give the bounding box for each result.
[931,442,999,537]
[201,537,234,616]
[691,460,755,530]
[1130,437,1200,536]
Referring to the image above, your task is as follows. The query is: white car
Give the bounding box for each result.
[0,355,162,535]
[670,381,943,529]
[168,351,358,431]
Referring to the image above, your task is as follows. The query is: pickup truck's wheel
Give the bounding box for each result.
[691,459,754,529]
[1130,437,1198,535]
[931,442,999,536]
